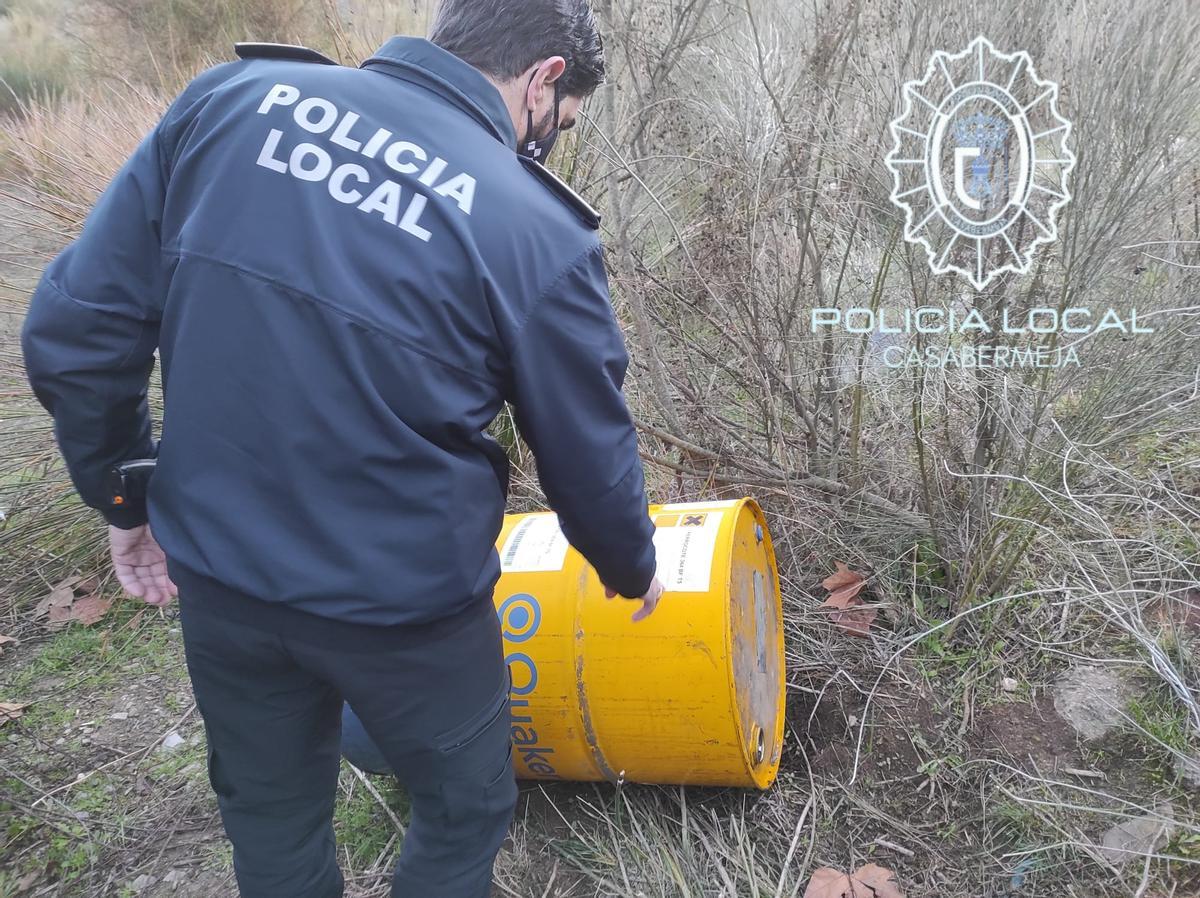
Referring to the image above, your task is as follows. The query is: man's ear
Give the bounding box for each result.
[526,55,567,108]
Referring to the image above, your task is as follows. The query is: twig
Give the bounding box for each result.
[872,836,914,857]
[345,764,406,836]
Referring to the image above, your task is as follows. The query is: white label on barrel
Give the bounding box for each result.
[500,514,570,572]
[652,511,723,592]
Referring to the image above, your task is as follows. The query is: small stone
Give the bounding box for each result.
[1099,803,1174,865]
[131,873,156,892]
[1052,665,1134,741]
[111,712,128,721]
[1001,677,1019,693]
[160,732,185,751]
[163,869,187,888]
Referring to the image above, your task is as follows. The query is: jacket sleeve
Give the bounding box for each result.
[508,244,657,598]
[20,122,170,529]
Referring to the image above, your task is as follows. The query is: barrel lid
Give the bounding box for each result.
[723,498,785,789]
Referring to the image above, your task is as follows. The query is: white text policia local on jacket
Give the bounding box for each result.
[254,83,478,242]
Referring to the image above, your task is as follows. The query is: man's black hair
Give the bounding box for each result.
[429,0,605,98]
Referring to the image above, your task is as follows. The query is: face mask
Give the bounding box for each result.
[518,77,561,163]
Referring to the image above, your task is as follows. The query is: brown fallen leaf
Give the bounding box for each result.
[33,576,114,628]
[803,867,852,898]
[826,580,867,608]
[822,561,863,592]
[802,864,905,898]
[71,594,113,627]
[0,701,29,726]
[820,561,877,637]
[34,581,76,620]
[830,604,878,637]
[0,634,17,655]
[48,602,75,626]
[852,863,905,898]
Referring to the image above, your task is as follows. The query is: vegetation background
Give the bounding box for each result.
[0,0,1197,896]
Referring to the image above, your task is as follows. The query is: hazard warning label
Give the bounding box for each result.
[499,514,570,573]
[652,510,723,592]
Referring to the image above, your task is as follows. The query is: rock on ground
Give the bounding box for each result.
[1099,802,1175,866]
[1052,664,1134,741]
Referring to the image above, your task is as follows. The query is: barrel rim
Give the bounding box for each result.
[720,496,786,790]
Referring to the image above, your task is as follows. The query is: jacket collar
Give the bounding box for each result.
[361,37,517,149]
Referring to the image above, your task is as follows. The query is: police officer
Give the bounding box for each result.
[20,0,664,894]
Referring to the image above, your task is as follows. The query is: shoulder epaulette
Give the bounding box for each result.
[518,156,601,230]
[234,43,339,66]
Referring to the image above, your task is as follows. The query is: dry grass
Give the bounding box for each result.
[0,0,76,116]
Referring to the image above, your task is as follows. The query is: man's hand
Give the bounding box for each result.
[109,523,178,606]
[605,576,665,622]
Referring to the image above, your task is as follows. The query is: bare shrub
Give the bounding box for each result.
[82,0,322,86]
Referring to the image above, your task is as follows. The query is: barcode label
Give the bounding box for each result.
[503,518,533,566]
[499,515,570,573]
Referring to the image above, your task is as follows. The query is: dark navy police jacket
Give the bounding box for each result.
[21,37,657,625]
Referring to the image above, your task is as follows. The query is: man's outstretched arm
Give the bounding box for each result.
[508,243,662,618]
[21,122,175,603]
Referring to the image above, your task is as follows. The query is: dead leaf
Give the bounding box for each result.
[0,634,17,655]
[70,594,113,627]
[48,601,75,626]
[826,580,867,608]
[830,604,878,637]
[34,582,76,620]
[33,576,113,628]
[0,701,29,726]
[822,561,863,592]
[852,863,905,898]
[820,562,877,637]
[803,868,853,898]
[802,865,905,898]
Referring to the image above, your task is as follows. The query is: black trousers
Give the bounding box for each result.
[171,563,518,898]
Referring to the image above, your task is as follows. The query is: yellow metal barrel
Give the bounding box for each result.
[492,498,784,789]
